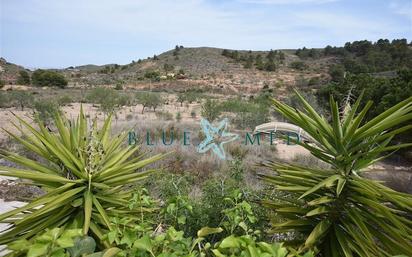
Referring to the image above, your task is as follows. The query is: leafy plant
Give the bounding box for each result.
[221,190,257,235]
[260,91,412,256]
[7,227,82,257]
[163,195,193,231]
[0,109,166,248]
[212,235,314,257]
[6,226,120,257]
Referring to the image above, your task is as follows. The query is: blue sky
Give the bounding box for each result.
[1,0,411,68]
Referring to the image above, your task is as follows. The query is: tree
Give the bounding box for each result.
[201,99,221,122]
[32,69,68,88]
[144,71,160,80]
[137,92,163,114]
[17,70,30,85]
[177,93,186,107]
[86,87,121,116]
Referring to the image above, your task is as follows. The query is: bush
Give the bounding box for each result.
[176,112,182,122]
[220,98,270,129]
[32,69,68,88]
[328,64,345,82]
[114,82,123,90]
[155,111,173,121]
[33,100,60,124]
[17,70,31,85]
[0,79,5,88]
[201,99,221,122]
[144,70,160,80]
[289,61,307,70]
[308,76,320,86]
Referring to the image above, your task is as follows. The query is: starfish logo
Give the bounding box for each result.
[197,118,239,160]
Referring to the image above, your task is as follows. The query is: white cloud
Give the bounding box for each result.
[238,0,338,4]
[1,0,411,67]
[389,0,412,20]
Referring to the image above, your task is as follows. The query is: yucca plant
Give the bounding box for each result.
[0,108,166,248]
[260,91,412,256]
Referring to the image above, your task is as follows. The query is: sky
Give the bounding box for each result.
[1,0,411,69]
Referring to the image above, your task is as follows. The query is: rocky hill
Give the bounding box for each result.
[0,58,29,85]
[57,46,335,94]
[2,39,411,94]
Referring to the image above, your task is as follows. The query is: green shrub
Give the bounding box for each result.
[33,100,60,124]
[328,64,345,82]
[58,95,73,106]
[155,111,173,121]
[17,70,31,85]
[176,112,182,122]
[32,69,68,88]
[201,99,221,122]
[11,90,34,110]
[0,79,5,88]
[114,84,123,90]
[8,227,83,256]
[144,70,160,80]
[289,61,307,70]
[0,110,166,249]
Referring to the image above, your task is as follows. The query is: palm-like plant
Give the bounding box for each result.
[0,108,166,247]
[260,91,412,256]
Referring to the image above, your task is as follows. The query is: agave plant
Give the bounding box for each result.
[260,91,412,256]
[0,108,166,247]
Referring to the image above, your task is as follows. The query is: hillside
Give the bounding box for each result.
[2,39,411,94]
[0,58,29,84]
[55,46,335,95]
